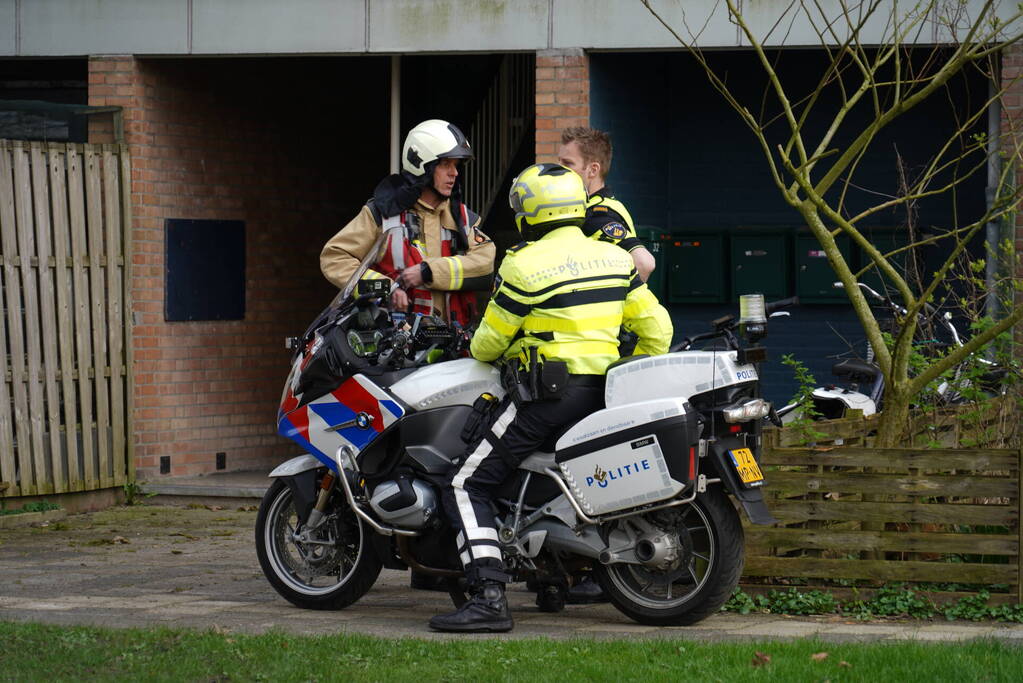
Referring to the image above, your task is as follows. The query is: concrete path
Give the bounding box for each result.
[2,500,1021,643]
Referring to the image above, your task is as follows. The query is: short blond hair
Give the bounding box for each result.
[561,127,612,180]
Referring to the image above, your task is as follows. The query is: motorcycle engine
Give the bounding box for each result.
[368,476,438,529]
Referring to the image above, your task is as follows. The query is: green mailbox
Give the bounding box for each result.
[635,226,669,302]
[666,233,727,303]
[730,230,790,300]
[857,228,911,295]
[795,232,851,302]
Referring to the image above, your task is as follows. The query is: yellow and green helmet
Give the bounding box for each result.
[508,163,587,238]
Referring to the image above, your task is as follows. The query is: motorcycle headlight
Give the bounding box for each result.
[723,398,771,423]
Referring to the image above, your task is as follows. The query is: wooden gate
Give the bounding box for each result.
[0,139,133,497]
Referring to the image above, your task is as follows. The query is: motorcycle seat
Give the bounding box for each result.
[831,358,880,383]
[519,451,556,473]
[606,354,650,372]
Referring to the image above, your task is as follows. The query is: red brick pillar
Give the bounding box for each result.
[535,48,590,163]
[87,56,144,144]
[87,56,157,474]
[1001,44,1023,345]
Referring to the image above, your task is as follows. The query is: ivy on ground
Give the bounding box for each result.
[722,585,1023,623]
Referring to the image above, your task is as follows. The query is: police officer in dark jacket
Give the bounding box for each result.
[558,126,656,282]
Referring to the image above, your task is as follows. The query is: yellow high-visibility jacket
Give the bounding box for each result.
[470,225,672,375]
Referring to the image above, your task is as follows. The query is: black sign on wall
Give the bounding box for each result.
[165,219,245,322]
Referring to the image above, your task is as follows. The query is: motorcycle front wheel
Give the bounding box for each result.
[594,486,744,626]
[256,477,382,610]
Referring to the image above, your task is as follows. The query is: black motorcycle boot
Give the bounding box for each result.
[428,581,513,633]
[567,574,608,604]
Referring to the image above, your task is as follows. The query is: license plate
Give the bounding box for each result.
[729,448,764,486]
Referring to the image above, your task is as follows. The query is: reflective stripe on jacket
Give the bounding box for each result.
[320,198,495,324]
[470,225,672,375]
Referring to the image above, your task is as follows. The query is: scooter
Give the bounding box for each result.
[778,281,1010,422]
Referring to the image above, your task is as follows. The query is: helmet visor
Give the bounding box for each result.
[508,183,525,215]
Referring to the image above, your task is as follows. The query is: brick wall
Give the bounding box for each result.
[1003,43,1023,336]
[535,48,590,162]
[88,56,389,478]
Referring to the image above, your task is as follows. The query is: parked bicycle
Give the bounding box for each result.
[778,281,1014,422]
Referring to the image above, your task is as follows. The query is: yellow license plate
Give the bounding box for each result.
[729,448,764,486]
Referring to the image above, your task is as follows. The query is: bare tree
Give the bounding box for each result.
[642,0,1023,445]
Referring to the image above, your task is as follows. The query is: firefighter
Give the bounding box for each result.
[429,163,673,633]
[320,119,495,326]
[558,126,656,282]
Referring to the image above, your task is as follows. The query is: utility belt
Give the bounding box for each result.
[460,347,604,445]
[501,346,570,406]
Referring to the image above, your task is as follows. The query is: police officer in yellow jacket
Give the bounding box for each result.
[429,164,673,633]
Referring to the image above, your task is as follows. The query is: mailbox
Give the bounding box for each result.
[730,230,790,300]
[857,228,911,295]
[795,232,851,302]
[666,233,727,303]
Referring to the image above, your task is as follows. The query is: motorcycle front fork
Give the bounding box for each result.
[304,471,336,530]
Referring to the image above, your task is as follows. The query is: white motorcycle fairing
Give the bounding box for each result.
[389,357,505,410]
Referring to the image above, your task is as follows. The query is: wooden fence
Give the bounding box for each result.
[0,139,133,497]
[742,412,1022,603]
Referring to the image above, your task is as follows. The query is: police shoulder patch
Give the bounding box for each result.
[492,274,503,295]
[602,222,627,240]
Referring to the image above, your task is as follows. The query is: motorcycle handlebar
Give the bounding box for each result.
[669,295,798,352]
[765,296,799,314]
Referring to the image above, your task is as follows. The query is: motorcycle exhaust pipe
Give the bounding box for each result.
[395,536,463,578]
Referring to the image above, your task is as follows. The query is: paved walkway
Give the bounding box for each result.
[1,478,1021,642]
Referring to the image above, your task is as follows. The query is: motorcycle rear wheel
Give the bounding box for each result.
[256,478,382,610]
[594,486,744,626]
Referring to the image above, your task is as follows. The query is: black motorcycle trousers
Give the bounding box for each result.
[441,383,605,581]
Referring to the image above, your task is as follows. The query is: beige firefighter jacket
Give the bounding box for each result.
[320,197,496,320]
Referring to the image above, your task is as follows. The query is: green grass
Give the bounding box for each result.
[1,621,1021,681]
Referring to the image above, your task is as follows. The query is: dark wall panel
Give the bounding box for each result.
[591,49,990,405]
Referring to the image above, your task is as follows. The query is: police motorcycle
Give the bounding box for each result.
[256,242,783,626]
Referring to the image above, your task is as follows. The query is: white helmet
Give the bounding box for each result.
[402,119,473,177]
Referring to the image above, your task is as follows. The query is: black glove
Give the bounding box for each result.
[372,171,430,218]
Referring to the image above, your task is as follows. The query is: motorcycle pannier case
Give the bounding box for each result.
[554,398,700,516]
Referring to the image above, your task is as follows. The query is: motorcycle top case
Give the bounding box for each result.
[554,398,700,516]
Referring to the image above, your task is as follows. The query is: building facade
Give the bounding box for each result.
[2,1,1020,482]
